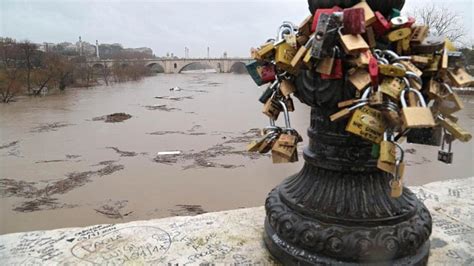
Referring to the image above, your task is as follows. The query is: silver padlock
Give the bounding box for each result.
[438,131,454,164]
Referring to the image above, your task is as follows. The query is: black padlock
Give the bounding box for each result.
[438,132,454,164]
[407,126,443,146]
[259,80,279,104]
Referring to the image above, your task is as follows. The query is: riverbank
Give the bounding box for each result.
[1,74,473,234]
[0,177,472,264]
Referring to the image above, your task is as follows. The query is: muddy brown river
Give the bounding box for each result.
[0,73,473,234]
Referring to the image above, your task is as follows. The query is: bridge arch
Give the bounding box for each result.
[146,62,165,73]
[229,62,247,74]
[92,63,105,69]
[178,62,217,74]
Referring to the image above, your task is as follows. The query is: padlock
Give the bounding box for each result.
[271,101,299,163]
[438,131,454,164]
[346,105,387,144]
[331,88,371,122]
[349,68,371,91]
[368,56,379,87]
[425,55,440,73]
[258,80,279,104]
[411,55,431,66]
[284,96,295,112]
[255,41,275,60]
[410,25,429,44]
[399,37,411,54]
[390,16,409,28]
[437,115,472,142]
[369,90,384,106]
[448,68,474,87]
[407,126,443,146]
[321,47,343,80]
[303,47,314,69]
[279,79,296,97]
[379,131,396,164]
[262,95,281,120]
[400,88,436,129]
[427,79,443,100]
[435,83,464,115]
[380,100,402,129]
[399,61,422,77]
[298,15,313,37]
[291,35,315,69]
[245,61,276,86]
[379,77,405,99]
[364,26,377,48]
[311,13,342,59]
[339,28,369,54]
[343,7,365,35]
[411,35,445,54]
[379,64,406,77]
[372,11,391,36]
[274,24,298,73]
[352,1,376,25]
[310,6,342,32]
[316,47,336,75]
[259,133,279,154]
[284,33,298,49]
[440,48,448,71]
[386,28,412,42]
[405,71,422,91]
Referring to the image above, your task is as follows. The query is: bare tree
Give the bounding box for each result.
[409,4,466,45]
[18,41,37,93]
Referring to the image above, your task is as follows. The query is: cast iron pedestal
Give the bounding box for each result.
[263,71,432,265]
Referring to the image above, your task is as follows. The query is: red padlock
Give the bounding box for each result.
[403,17,416,28]
[368,56,379,87]
[311,6,343,33]
[343,8,366,35]
[261,65,276,83]
[372,11,391,36]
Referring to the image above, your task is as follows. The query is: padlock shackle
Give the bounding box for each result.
[405,71,422,87]
[440,82,454,94]
[400,88,427,108]
[278,100,291,129]
[394,142,405,164]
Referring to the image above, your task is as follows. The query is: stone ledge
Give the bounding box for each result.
[0,177,472,265]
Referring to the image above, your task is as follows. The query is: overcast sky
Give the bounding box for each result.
[1,0,473,57]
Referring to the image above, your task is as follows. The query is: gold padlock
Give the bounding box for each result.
[380,77,405,99]
[316,54,335,75]
[349,68,371,91]
[280,80,296,97]
[411,55,431,66]
[346,105,387,144]
[272,133,297,159]
[410,25,429,44]
[448,68,474,87]
[303,47,314,69]
[379,64,406,77]
[256,42,275,59]
[379,132,396,164]
[352,1,376,25]
[437,115,472,142]
[400,61,423,77]
[339,29,369,55]
[435,83,464,115]
[275,42,297,73]
[262,97,281,120]
[387,28,412,42]
[400,89,436,129]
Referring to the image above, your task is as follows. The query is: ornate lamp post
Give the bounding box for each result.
[263,1,432,265]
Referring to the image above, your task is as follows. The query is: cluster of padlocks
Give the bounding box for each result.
[246,1,473,197]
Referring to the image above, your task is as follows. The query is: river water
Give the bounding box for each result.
[0,73,473,234]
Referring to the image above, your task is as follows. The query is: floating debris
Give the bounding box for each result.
[107,147,138,157]
[30,122,74,133]
[93,113,132,123]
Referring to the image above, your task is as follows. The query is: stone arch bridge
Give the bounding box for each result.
[87,58,252,74]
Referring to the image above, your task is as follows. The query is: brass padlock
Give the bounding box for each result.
[410,25,429,44]
[275,42,298,73]
[369,90,384,106]
[379,131,396,164]
[427,79,443,100]
[399,61,423,77]
[411,55,432,66]
[386,28,412,42]
[339,29,370,54]
[379,77,405,99]
[352,1,376,25]
[437,115,472,142]
[316,47,336,75]
[349,68,371,91]
[256,42,275,60]
[279,80,296,97]
[291,35,315,69]
[379,64,406,77]
[262,96,281,120]
[346,105,387,144]
[435,83,464,115]
[448,68,474,87]
[400,88,436,129]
